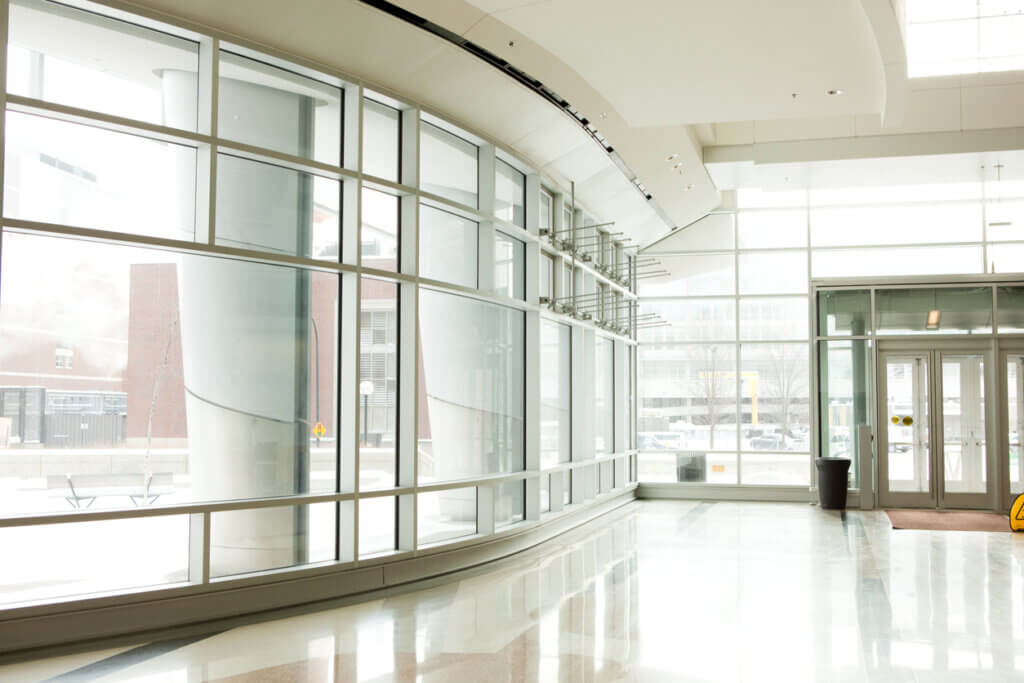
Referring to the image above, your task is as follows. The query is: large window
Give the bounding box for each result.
[419,204,477,288]
[0,0,636,620]
[495,158,525,227]
[7,0,200,129]
[419,121,477,207]
[905,0,1024,77]
[417,289,524,483]
[218,51,341,166]
[595,336,614,455]
[541,320,571,468]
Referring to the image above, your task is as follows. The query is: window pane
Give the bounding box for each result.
[812,246,984,278]
[998,286,1024,333]
[7,0,199,130]
[737,210,807,248]
[539,190,553,231]
[986,200,1024,240]
[418,290,524,483]
[494,232,525,300]
[360,278,397,490]
[739,251,807,294]
[362,98,400,182]
[0,233,339,516]
[359,496,396,557]
[540,253,554,300]
[811,204,982,246]
[218,51,341,167]
[540,320,571,468]
[638,254,734,296]
[875,287,993,335]
[595,337,615,455]
[495,480,525,529]
[361,187,399,271]
[741,453,809,486]
[216,154,338,260]
[495,158,525,227]
[418,488,476,545]
[420,121,477,207]
[419,205,477,288]
[3,111,196,241]
[739,297,809,340]
[637,452,738,484]
[210,502,335,577]
[741,344,809,453]
[990,243,1024,274]
[819,339,873,486]
[0,515,188,606]
[638,299,735,342]
[817,290,871,336]
[639,344,737,451]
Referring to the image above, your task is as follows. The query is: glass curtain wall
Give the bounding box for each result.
[0,0,637,611]
[640,179,1024,488]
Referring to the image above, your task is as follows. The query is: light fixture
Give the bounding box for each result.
[926,309,941,329]
[666,153,678,161]
[827,89,843,96]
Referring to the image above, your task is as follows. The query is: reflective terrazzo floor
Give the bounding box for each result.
[2,500,1023,682]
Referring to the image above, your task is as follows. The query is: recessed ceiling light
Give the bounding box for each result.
[666,153,678,161]
[827,89,843,96]
[672,162,682,170]
[685,184,694,191]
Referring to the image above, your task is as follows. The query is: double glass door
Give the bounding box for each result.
[878,346,993,509]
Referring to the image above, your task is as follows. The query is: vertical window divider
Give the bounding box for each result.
[339,273,359,562]
[478,143,497,292]
[734,212,743,484]
[397,283,418,552]
[188,511,210,585]
[525,310,540,521]
[0,0,8,226]
[200,37,218,247]
[343,84,361,173]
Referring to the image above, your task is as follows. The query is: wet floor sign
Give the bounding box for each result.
[1012,493,1024,532]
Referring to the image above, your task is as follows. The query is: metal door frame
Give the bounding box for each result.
[1000,343,1024,509]
[877,339,996,510]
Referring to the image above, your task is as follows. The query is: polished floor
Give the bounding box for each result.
[2,500,1023,682]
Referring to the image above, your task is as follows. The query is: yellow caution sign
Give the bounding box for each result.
[891,416,900,425]
[902,416,913,426]
[313,422,326,439]
[1011,493,1024,532]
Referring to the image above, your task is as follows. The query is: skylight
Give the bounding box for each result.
[906,0,1024,77]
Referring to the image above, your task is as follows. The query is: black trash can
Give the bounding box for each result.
[816,457,851,510]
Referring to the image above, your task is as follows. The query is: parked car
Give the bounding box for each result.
[750,433,784,449]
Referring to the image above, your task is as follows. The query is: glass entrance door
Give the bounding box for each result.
[878,347,994,509]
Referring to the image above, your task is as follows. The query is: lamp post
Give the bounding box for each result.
[359,380,374,446]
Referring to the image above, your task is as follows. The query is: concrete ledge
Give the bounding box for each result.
[0,488,636,656]
[637,483,811,503]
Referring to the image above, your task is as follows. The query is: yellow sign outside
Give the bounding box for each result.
[902,416,913,426]
[1011,493,1024,532]
[313,422,326,439]
[891,416,900,425]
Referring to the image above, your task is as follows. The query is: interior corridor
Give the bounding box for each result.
[2,500,1022,683]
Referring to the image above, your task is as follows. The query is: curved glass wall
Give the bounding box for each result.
[0,0,637,616]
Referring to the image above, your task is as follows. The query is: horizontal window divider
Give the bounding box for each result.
[738,450,811,456]
[418,279,533,311]
[219,41,354,90]
[418,191,486,222]
[5,94,210,147]
[357,265,415,284]
[810,240,987,251]
[361,175,418,197]
[415,471,533,494]
[49,0,209,42]
[874,333,997,340]
[815,336,873,341]
[640,339,811,346]
[639,295,736,302]
[492,220,535,245]
[812,274,1019,287]
[0,220,358,275]
[738,338,814,344]
[356,486,414,499]
[538,462,576,474]
[215,140,356,181]
[0,491,356,529]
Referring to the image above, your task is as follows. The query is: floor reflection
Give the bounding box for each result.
[1,500,1023,682]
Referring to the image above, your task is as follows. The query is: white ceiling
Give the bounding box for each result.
[461,0,887,127]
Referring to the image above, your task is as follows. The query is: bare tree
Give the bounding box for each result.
[759,345,808,448]
[691,345,728,449]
